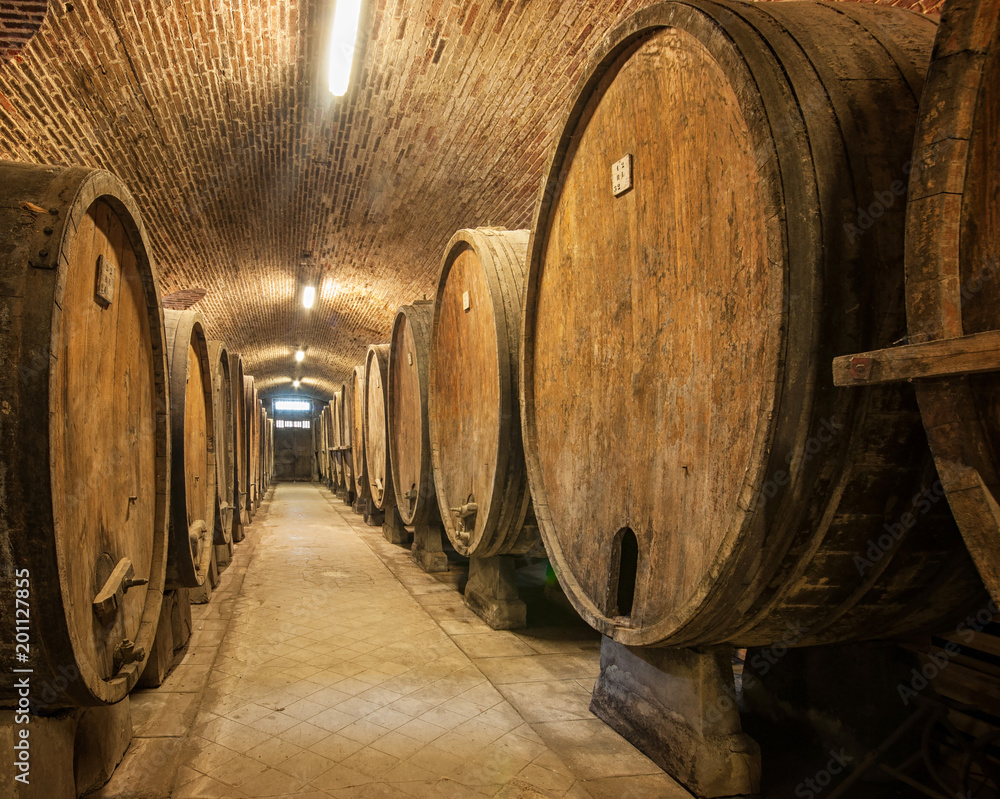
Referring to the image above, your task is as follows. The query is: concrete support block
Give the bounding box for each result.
[464,555,526,630]
[411,523,448,573]
[0,700,131,799]
[382,507,407,545]
[590,638,761,798]
[188,549,219,605]
[138,589,191,688]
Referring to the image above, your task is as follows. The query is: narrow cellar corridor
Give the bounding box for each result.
[100,484,688,799]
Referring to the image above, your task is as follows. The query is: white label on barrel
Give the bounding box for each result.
[462,291,471,312]
[408,352,413,366]
[612,154,632,196]
[95,254,116,308]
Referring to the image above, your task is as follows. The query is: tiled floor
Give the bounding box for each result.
[97,483,692,799]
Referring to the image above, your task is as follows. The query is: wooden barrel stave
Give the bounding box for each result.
[365,344,395,511]
[208,340,233,546]
[521,0,985,649]
[0,162,170,706]
[164,309,216,589]
[389,301,437,528]
[430,228,536,559]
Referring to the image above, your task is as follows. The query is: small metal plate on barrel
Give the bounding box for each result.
[95,254,115,308]
[612,154,632,196]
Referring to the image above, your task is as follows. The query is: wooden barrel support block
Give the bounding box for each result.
[229,353,247,539]
[208,340,234,546]
[352,364,370,505]
[902,0,1000,601]
[429,228,538,559]
[521,0,985,650]
[164,309,216,589]
[365,344,395,511]
[0,162,170,706]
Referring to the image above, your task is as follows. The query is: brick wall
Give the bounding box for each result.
[0,1,47,62]
[0,0,943,398]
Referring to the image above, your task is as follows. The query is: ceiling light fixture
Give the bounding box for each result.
[328,0,363,97]
[293,379,301,388]
[302,285,316,309]
[295,349,305,362]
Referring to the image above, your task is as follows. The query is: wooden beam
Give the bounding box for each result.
[833,330,1000,386]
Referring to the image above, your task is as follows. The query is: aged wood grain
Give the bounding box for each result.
[164,309,216,589]
[521,0,984,649]
[833,330,1000,385]
[429,228,536,558]
[365,344,395,511]
[389,301,437,527]
[905,0,1000,602]
[0,165,169,705]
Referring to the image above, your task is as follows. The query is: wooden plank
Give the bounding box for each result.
[833,330,1000,386]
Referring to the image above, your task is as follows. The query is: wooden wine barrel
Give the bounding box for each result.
[352,365,370,502]
[902,0,1000,602]
[259,405,267,495]
[266,416,274,488]
[429,229,536,558]
[330,393,343,489]
[164,309,217,589]
[365,344,395,510]
[243,376,258,516]
[340,383,355,499]
[389,301,438,528]
[520,0,985,649]
[319,405,330,484]
[229,352,247,539]
[0,163,169,706]
[208,341,234,546]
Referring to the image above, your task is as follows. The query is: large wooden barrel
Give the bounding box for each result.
[318,404,330,484]
[902,0,1000,602]
[351,365,370,502]
[330,392,343,489]
[429,228,536,558]
[339,382,355,493]
[258,404,267,496]
[0,163,169,706]
[520,0,985,649]
[389,301,437,528]
[243,375,258,517]
[364,344,395,510]
[208,341,234,546]
[229,352,247,538]
[265,416,274,488]
[164,309,216,589]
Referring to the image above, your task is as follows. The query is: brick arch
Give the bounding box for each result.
[0,1,47,62]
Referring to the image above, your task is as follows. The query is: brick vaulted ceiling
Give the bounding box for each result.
[0,0,941,399]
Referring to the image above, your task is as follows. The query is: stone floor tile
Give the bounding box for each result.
[281,721,335,749]
[579,774,692,799]
[274,748,337,782]
[532,720,663,780]
[340,745,402,777]
[308,732,367,761]
[206,752,270,787]
[236,766,307,796]
[495,680,595,724]
[309,763,377,792]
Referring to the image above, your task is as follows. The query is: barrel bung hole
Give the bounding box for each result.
[610,527,639,619]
